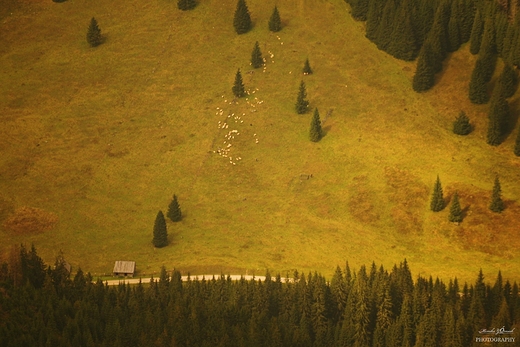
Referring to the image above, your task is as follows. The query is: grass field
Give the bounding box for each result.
[1,0,519,284]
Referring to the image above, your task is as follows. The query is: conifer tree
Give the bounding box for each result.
[177,0,196,11]
[295,81,309,114]
[453,111,471,135]
[447,1,461,52]
[309,108,323,142]
[86,17,102,47]
[350,0,369,21]
[232,69,245,98]
[365,0,385,42]
[514,127,520,156]
[449,191,463,223]
[458,0,476,44]
[250,41,263,69]
[497,63,518,99]
[233,0,252,35]
[375,0,397,51]
[153,211,168,248]
[489,176,505,213]
[302,58,313,75]
[413,42,435,92]
[469,9,484,54]
[430,175,445,212]
[167,194,182,222]
[468,59,491,104]
[386,3,418,61]
[268,6,281,32]
[486,94,509,146]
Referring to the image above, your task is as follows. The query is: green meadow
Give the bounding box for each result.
[1,0,519,283]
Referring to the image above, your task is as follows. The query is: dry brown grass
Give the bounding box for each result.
[3,206,58,234]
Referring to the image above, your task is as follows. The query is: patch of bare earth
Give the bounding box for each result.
[3,206,58,234]
[443,184,520,258]
[348,175,380,224]
[384,166,429,234]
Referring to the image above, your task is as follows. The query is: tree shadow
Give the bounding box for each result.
[322,125,331,137]
[461,205,471,220]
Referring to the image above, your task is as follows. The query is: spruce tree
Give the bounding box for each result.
[177,0,196,11]
[350,0,369,21]
[449,191,463,223]
[365,0,385,41]
[497,63,518,99]
[302,58,313,75]
[486,94,509,146]
[453,111,471,135]
[309,108,323,142]
[413,42,435,92]
[386,3,418,61]
[489,176,505,213]
[268,6,281,32]
[469,9,484,55]
[233,0,252,35]
[86,17,102,47]
[514,127,520,156]
[250,41,263,69]
[295,81,309,114]
[232,69,245,98]
[430,175,445,212]
[153,211,168,248]
[447,1,461,52]
[167,194,182,222]
[468,59,491,104]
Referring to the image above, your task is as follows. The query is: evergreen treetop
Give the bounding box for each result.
[167,195,182,222]
[430,175,445,212]
[303,58,313,75]
[448,191,463,223]
[453,111,471,135]
[251,41,264,69]
[309,108,323,142]
[295,80,309,114]
[233,0,252,35]
[153,210,168,248]
[86,17,102,47]
[178,0,197,11]
[268,6,282,32]
[232,69,245,98]
[489,176,505,213]
[514,127,520,156]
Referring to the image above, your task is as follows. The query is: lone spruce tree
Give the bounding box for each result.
[232,69,245,98]
[86,17,102,47]
[430,175,445,212]
[448,191,463,223]
[515,128,520,156]
[295,81,309,114]
[303,58,313,75]
[153,211,168,248]
[309,108,323,142]
[167,195,182,222]
[453,111,471,135]
[489,176,505,213]
[251,41,263,69]
[177,0,196,11]
[268,6,282,32]
[233,0,251,35]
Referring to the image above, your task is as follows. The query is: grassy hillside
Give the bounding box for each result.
[1,0,519,283]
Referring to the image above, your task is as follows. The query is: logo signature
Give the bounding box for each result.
[479,327,516,335]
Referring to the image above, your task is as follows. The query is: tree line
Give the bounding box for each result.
[0,246,518,347]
